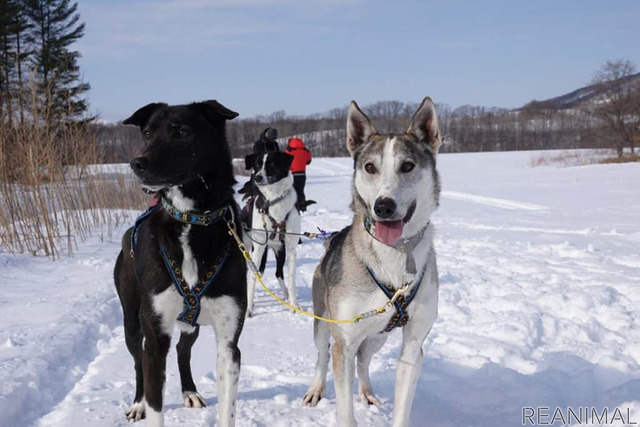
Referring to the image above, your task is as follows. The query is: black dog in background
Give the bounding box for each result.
[114,100,246,426]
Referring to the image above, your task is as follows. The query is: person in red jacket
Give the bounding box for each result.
[285,137,312,211]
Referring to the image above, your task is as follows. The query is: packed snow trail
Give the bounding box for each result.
[0,152,638,426]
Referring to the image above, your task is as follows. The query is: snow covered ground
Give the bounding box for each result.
[1,151,639,426]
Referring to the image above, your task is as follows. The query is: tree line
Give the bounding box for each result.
[226,102,601,157]
[95,98,618,162]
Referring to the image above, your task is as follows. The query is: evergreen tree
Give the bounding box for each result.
[1,0,30,125]
[0,0,20,120]
[23,0,89,122]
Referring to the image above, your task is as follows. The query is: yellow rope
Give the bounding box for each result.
[246,251,365,324]
[226,219,395,324]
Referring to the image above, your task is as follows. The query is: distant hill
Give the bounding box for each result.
[521,72,640,110]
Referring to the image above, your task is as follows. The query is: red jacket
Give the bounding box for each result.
[286,138,312,173]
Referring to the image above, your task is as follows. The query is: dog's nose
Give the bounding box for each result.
[130,157,149,176]
[254,174,264,184]
[373,197,397,219]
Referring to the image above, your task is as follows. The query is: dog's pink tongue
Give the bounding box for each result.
[374,220,403,245]
[149,194,160,207]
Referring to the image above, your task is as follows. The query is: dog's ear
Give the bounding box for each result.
[244,154,257,170]
[193,100,239,126]
[346,100,376,157]
[280,152,294,170]
[406,97,441,153]
[122,103,167,128]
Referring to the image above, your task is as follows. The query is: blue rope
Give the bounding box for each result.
[315,227,331,240]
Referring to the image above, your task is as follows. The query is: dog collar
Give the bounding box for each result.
[161,198,228,226]
[257,188,292,213]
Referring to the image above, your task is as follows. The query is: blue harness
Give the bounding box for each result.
[129,199,230,326]
[130,205,158,258]
[367,266,425,332]
[159,245,228,326]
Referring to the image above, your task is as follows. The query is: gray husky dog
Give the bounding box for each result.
[302,97,441,427]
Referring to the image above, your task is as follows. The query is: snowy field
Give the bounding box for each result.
[1,151,639,426]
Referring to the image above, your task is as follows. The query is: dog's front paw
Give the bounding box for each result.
[288,297,300,314]
[358,387,382,406]
[245,301,255,318]
[183,391,206,408]
[125,400,146,422]
[302,384,324,407]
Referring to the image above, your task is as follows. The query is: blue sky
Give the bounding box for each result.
[76,0,640,122]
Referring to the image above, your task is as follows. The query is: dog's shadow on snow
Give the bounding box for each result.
[375,351,640,426]
[235,383,310,403]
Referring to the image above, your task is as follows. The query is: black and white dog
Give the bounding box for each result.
[242,151,301,317]
[302,98,441,427]
[114,100,246,427]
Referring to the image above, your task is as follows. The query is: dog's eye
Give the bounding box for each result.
[179,129,190,139]
[400,161,415,173]
[364,163,377,174]
[143,130,151,140]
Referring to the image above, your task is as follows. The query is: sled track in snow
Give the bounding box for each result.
[0,287,122,427]
[441,191,549,211]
